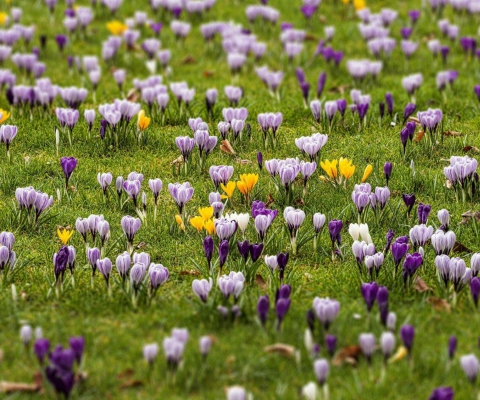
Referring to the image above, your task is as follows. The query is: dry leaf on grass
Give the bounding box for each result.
[179,270,201,276]
[255,274,267,291]
[203,70,215,77]
[413,131,425,142]
[461,210,480,224]
[452,241,471,253]
[265,193,275,207]
[264,344,296,358]
[332,345,362,366]
[236,158,252,165]
[0,382,41,393]
[414,277,431,292]
[220,140,235,155]
[181,55,196,64]
[463,146,480,153]
[170,155,184,165]
[119,380,143,389]
[126,89,139,102]
[408,116,420,124]
[427,297,451,312]
[443,130,462,137]
[116,369,135,380]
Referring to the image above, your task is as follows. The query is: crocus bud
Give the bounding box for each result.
[143,343,159,364]
[448,336,457,360]
[199,336,212,358]
[461,354,479,383]
[400,324,415,353]
[219,240,229,270]
[359,333,375,363]
[387,312,397,331]
[257,151,263,170]
[437,209,450,230]
[203,236,214,266]
[20,325,33,346]
[257,295,269,326]
[380,332,395,360]
[326,335,337,357]
[313,359,329,386]
[384,162,392,185]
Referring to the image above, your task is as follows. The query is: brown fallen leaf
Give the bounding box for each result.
[265,193,275,208]
[220,139,235,155]
[264,344,295,358]
[452,241,471,253]
[413,131,425,142]
[170,155,184,165]
[408,116,420,124]
[0,382,41,393]
[305,34,317,41]
[332,345,362,366]
[443,130,462,137]
[445,179,452,189]
[463,146,480,153]
[181,55,196,64]
[461,210,480,224]
[294,198,305,207]
[136,242,147,249]
[203,70,215,77]
[179,269,201,276]
[328,85,349,95]
[414,277,431,292]
[255,274,267,291]
[116,369,135,380]
[236,158,252,165]
[127,89,139,102]
[119,380,143,389]
[427,297,451,312]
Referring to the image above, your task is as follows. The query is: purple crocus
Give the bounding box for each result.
[257,295,269,326]
[317,72,326,98]
[384,162,392,185]
[219,240,229,272]
[361,282,378,312]
[428,387,454,400]
[403,103,416,124]
[60,157,78,189]
[326,335,337,357]
[69,336,85,364]
[34,338,50,366]
[402,193,416,215]
[328,219,342,247]
[470,277,480,307]
[377,286,389,325]
[403,252,423,283]
[400,324,415,353]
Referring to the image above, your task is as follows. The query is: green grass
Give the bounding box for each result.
[1,0,480,398]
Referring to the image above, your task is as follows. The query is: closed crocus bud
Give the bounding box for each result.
[361,282,378,312]
[219,240,229,270]
[437,209,450,230]
[257,152,263,170]
[20,324,33,346]
[470,277,480,307]
[199,336,212,359]
[34,338,50,365]
[249,243,263,262]
[314,359,329,386]
[384,162,392,185]
[302,382,318,400]
[377,286,389,326]
[326,335,337,357]
[359,223,372,244]
[380,332,395,360]
[227,386,247,400]
[359,333,376,363]
[203,236,214,267]
[428,387,454,400]
[69,336,85,364]
[448,336,457,360]
[192,278,213,303]
[143,343,159,364]
[313,213,326,234]
[349,223,360,241]
[265,255,278,271]
[400,324,415,353]
[257,295,269,326]
[461,354,479,383]
[116,176,124,198]
[386,312,397,331]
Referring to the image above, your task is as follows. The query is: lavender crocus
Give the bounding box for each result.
[361,282,378,312]
[60,157,78,189]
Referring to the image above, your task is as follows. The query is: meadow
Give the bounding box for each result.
[0,0,480,399]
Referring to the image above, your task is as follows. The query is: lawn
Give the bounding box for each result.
[0,0,480,399]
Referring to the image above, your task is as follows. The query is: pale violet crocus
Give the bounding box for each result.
[192,278,213,303]
[284,207,305,255]
[225,212,249,237]
[313,212,326,251]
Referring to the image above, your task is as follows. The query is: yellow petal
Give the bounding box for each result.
[221,181,236,198]
[57,228,74,245]
[198,206,213,221]
[175,215,186,231]
[204,219,216,235]
[190,216,205,231]
[0,109,10,124]
[388,346,408,363]
[361,164,373,183]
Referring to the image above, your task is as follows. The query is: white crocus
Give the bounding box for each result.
[348,223,360,241]
[301,382,318,400]
[359,223,373,244]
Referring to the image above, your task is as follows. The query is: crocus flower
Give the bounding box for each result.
[361,282,378,312]
[312,297,340,330]
[314,359,329,386]
[168,182,194,214]
[461,354,479,383]
[219,240,229,271]
[326,335,336,357]
[34,338,50,365]
[403,103,416,124]
[60,156,78,189]
[448,336,457,360]
[471,277,480,307]
[400,324,415,353]
[359,333,375,364]
[192,278,213,303]
[428,387,454,400]
[403,252,423,283]
[402,193,416,216]
[328,219,342,247]
[257,295,269,327]
[380,332,395,361]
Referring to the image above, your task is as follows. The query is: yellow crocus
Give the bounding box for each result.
[339,158,355,180]
[190,216,205,231]
[353,0,366,10]
[220,181,236,199]
[0,12,7,25]
[106,20,128,36]
[198,206,213,221]
[57,227,74,245]
[361,164,373,183]
[320,159,338,180]
[175,214,185,231]
[137,110,151,131]
[236,173,259,196]
[0,109,10,124]
[204,219,215,235]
